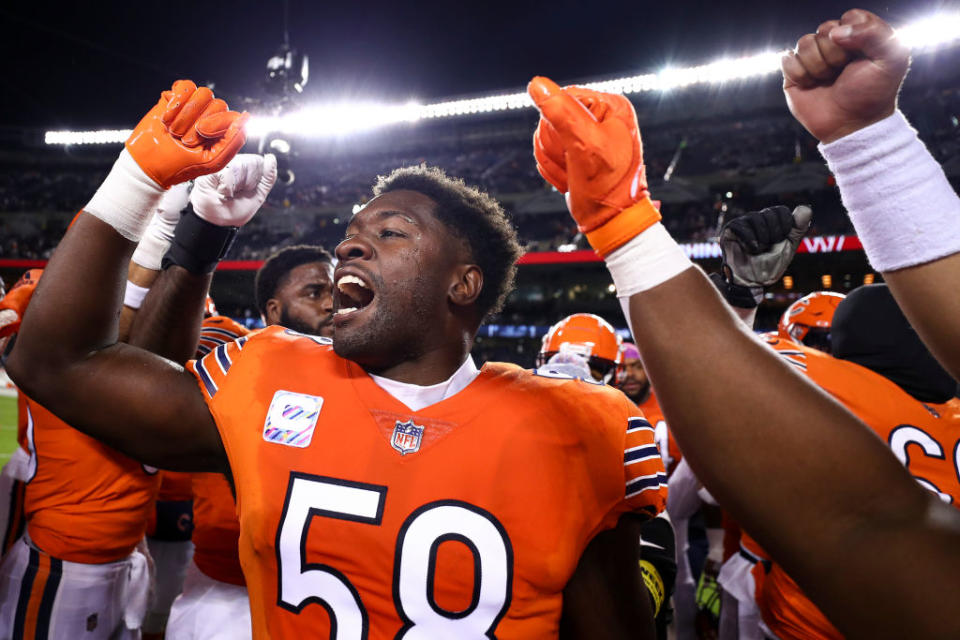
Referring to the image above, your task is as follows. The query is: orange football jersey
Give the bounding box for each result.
[639,391,682,476]
[190,315,249,586]
[22,396,160,563]
[187,326,666,639]
[752,336,960,640]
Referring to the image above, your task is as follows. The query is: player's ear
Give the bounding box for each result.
[264,298,282,325]
[448,264,483,309]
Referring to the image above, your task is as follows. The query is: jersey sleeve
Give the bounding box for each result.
[187,333,249,402]
[196,316,250,357]
[623,412,668,515]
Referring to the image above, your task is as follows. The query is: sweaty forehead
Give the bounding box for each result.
[349,190,439,228]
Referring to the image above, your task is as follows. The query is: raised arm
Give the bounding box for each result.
[6,81,247,472]
[783,9,960,381]
[527,75,960,637]
[129,154,276,363]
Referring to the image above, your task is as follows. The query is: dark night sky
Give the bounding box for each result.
[0,0,948,129]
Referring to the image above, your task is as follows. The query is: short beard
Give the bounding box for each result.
[625,382,651,404]
[278,308,324,336]
[333,273,433,371]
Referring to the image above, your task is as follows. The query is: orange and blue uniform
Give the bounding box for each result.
[749,336,960,640]
[187,326,666,639]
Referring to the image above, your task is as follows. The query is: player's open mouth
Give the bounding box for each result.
[334,273,375,319]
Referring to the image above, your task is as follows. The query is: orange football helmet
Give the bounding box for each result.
[537,313,622,383]
[778,291,845,352]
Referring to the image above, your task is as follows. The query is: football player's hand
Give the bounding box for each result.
[782,10,910,143]
[190,154,278,227]
[528,76,661,256]
[720,205,812,288]
[126,80,249,188]
[0,269,42,340]
[131,181,191,270]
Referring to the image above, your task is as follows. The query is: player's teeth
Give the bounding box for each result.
[335,307,358,316]
[337,275,368,290]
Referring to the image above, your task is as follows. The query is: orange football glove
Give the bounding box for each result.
[528,76,661,256]
[126,80,249,188]
[0,269,42,340]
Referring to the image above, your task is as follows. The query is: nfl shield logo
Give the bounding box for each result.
[391,419,424,456]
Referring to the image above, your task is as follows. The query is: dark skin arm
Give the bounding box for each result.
[628,266,960,639]
[883,253,960,383]
[6,213,225,472]
[127,265,211,364]
[560,515,655,640]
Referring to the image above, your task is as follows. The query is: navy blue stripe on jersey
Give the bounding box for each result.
[35,557,61,640]
[195,358,218,398]
[195,344,213,357]
[624,445,662,465]
[198,336,230,348]
[627,417,653,434]
[626,473,667,499]
[12,547,39,639]
[777,352,808,371]
[214,344,232,375]
[236,336,247,350]
[777,350,806,357]
[739,545,762,565]
[202,327,243,340]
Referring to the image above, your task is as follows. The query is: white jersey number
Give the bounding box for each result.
[276,473,513,639]
[888,425,955,504]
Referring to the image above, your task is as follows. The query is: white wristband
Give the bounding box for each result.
[84,149,166,242]
[605,222,694,297]
[123,281,150,310]
[819,111,960,272]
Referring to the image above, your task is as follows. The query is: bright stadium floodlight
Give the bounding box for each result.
[44,129,132,145]
[43,11,960,144]
[896,12,960,50]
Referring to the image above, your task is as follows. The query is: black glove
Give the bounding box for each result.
[719,205,812,288]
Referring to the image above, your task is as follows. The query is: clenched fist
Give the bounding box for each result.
[782,9,910,143]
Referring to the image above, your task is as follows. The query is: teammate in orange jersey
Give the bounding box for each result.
[752,284,960,640]
[777,291,845,352]
[168,245,334,640]
[617,342,680,476]
[0,271,42,561]
[537,315,676,640]
[9,81,666,639]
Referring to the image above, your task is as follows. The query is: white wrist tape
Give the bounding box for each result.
[131,215,177,271]
[84,149,166,242]
[819,111,960,272]
[123,281,150,310]
[605,222,694,297]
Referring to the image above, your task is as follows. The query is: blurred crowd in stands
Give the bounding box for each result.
[2,85,958,261]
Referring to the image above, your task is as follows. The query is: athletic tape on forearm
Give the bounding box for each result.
[83,149,165,242]
[131,215,177,271]
[820,111,960,272]
[605,223,694,297]
[123,281,150,310]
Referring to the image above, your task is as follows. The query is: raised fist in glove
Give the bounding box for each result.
[720,205,812,287]
[190,153,278,227]
[711,205,812,308]
[127,80,249,188]
[162,154,278,275]
[528,76,660,256]
[0,269,43,342]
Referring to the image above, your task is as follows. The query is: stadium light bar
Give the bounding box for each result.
[44,129,131,145]
[44,12,960,145]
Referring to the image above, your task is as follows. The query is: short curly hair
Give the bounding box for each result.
[373,165,522,320]
[255,245,334,317]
